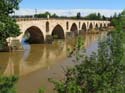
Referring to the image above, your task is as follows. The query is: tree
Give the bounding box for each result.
[34,12,51,18]
[50,15,125,93]
[0,76,18,93]
[51,13,59,18]
[111,10,125,28]
[0,0,21,15]
[120,10,125,27]
[0,0,21,51]
[102,15,106,20]
[84,13,99,20]
[113,12,117,19]
[97,12,101,20]
[50,32,125,93]
[77,12,81,19]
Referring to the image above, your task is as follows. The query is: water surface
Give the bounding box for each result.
[0,32,107,93]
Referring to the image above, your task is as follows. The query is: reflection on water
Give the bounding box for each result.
[0,32,107,93]
[22,38,31,61]
[0,33,104,75]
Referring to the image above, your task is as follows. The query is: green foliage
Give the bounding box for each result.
[38,87,45,93]
[102,15,106,20]
[50,16,125,93]
[0,15,20,47]
[111,10,125,28]
[51,13,59,18]
[84,13,104,20]
[0,0,21,50]
[34,12,51,18]
[0,0,21,15]
[77,12,81,19]
[0,76,18,93]
[34,11,109,20]
[34,12,59,18]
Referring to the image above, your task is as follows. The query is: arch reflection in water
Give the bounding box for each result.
[0,53,10,75]
[19,41,67,76]
[21,37,31,61]
[24,45,45,65]
[0,32,107,77]
[2,52,22,76]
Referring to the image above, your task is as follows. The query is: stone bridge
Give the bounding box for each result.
[16,18,110,43]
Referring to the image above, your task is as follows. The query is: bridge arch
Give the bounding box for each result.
[81,23,87,32]
[100,23,103,28]
[89,23,93,30]
[24,26,44,44]
[95,23,99,29]
[104,23,107,28]
[70,23,78,36]
[51,24,65,39]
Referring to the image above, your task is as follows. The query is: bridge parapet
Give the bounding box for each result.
[16,18,110,22]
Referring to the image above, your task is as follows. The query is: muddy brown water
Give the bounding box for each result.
[0,32,107,93]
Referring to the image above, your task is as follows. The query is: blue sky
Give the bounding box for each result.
[20,0,124,9]
[15,0,124,17]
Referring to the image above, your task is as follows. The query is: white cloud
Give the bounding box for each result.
[14,8,123,17]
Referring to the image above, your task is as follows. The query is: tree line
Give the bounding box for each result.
[14,11,124,22]
[13,11,109,20]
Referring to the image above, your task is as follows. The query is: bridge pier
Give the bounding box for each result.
[45,35,53,44]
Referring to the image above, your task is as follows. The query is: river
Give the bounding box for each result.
[0,32,107,93]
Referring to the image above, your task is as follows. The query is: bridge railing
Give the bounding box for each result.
[15,18,110,22]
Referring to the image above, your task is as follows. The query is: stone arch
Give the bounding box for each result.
[95,23,99,28]
[52,24,65,39]
[104,23,106,28]
[100,23,103,28]
[46,21,49,32]
[89,23,93,30]
[70,23,78,36]
[25,26,44,44]
[81,23,87,32]
[66,21,69,30]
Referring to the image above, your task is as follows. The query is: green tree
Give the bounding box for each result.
[77,12,81,19]
[111,10,125,29]
[97,12,101,20]
[51,31,125,93]
[34,12,51,18]
[0,76,18,93]
[102,15,106,20]
[85,13,99,20]
[50,13,125,92]
[0,0,21,51]
[51,13,59,18]
[0,0,21,15]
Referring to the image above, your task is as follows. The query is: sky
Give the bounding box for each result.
[15,0,125,17]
